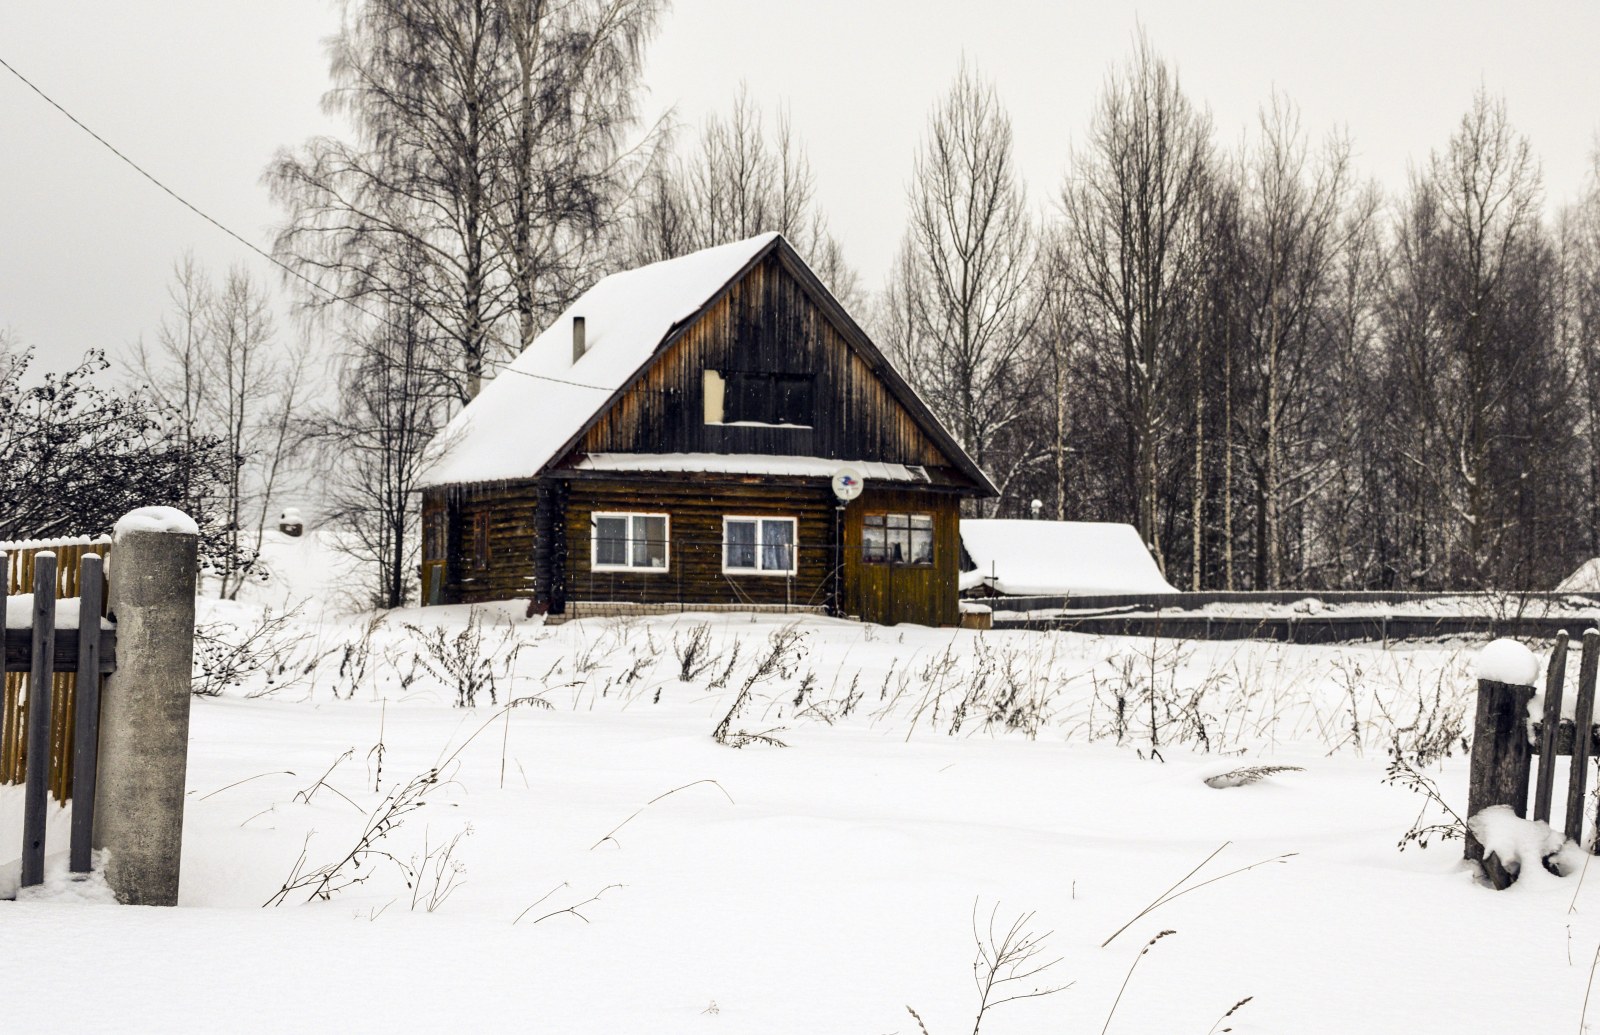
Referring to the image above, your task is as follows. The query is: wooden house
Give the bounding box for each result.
[417,233,996,626]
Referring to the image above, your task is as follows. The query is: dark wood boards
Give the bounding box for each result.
[994,612,1600,643]
[70,554,103,873]
[22,554,56,888]
[577,251,967,477]
[840,486,962,627]
[1533,630,1569,824]
[1568,630,1600,844]
[1467,676,1537,889]
[3,626,117,674]
[563,477,836,610]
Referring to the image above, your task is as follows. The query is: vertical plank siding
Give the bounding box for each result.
[841,487,963,627]
[578,252,954,470]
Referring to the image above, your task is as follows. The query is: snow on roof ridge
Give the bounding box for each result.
[418,233,783,489]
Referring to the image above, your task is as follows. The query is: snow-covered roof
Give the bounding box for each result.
[418,233,782,489]
[573,453,930,482]
[1558,558,1600,593]
[959,520,1178,597]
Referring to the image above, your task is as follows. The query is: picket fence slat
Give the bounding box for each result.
[21,553,57,888]
[1567,630,1600,845]
[70,555,104,873]
[1534,629,1570,825]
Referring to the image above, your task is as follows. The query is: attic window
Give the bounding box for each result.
[704,370,813,427]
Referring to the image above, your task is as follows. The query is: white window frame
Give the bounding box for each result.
[721,515,798,576]
[590,511,671,573]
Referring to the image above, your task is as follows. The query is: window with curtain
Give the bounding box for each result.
[591,513,669,571]
[723,516,797,574]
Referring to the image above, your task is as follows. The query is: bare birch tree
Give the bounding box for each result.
[883,63,1036,508]
[624,86,863,307]
[1059,33,1213,564]
[1231,96,1353,587]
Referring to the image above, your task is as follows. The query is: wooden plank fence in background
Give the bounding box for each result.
[1,536,110,801]
[1469,627,1600,888]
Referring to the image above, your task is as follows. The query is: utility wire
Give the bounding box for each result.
[0,51,614,393]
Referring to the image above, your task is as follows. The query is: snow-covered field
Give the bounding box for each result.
[5,586,1600,1032]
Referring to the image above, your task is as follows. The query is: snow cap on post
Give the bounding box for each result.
[1477,638,1539,687]
[113,506,199,538]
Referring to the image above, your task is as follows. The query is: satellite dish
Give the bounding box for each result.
[831,466,865,503]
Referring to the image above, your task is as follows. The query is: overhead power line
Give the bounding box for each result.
[0,51,612,393]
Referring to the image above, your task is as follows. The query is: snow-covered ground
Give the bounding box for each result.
[6,591,1600,1032]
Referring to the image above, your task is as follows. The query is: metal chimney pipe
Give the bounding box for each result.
[572,315,586,363]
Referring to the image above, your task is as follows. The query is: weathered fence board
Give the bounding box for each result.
[1567,631,1600,845]
[1533,630,1569,825]
[21,554,56,887]
[1467,676,1536,889]
[70,554,103,874]
[994,612,1600,643]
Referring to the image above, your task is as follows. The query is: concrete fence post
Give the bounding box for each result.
[93,507,198,906]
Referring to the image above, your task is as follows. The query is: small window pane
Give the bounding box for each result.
[726,519,757,570]
[911,527,934,564]
[595,516,628,566]
[634,516,668,569]
[863,520,887,563]
[761,519,794,571]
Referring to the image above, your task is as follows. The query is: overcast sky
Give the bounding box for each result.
[3,1,1598,371]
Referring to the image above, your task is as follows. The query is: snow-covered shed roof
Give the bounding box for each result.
[1558,558,1600,593]
[959,520,1178,597]
[419,234,782,489]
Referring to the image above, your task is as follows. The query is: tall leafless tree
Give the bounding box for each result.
[882,63,1036,509]
[1059,33,1214,565]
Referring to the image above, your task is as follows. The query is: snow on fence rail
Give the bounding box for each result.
[1468,630,1600,888]
[2,536,112,796]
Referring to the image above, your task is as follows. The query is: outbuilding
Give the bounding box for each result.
[417,233,996,626]
[958,519,1178,598]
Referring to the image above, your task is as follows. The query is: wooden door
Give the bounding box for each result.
[841,489,961,626]
[421,504,448,606]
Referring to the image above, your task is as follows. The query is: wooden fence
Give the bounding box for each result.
[1468,629,1600,888]
[1,536,110,800]
[2,549,115,887]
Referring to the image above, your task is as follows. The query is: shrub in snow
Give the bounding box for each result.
[710,625,806,747]
[403,608,522,707]
[192,605,318,698]
[672,621,717,682]
[1476,638,1539,686]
